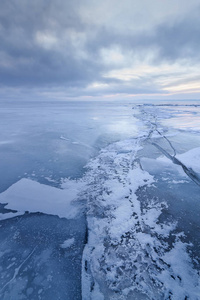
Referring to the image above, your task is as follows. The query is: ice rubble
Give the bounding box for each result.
[81,104,200,299]
[81,137,200,300]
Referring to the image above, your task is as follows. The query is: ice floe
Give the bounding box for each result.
[0,178,84,219]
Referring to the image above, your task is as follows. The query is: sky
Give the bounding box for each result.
[0,0,200,101]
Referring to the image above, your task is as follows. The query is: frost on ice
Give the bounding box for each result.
[60,238,75,249]
[81,104,200,300]
[81,137,200,300]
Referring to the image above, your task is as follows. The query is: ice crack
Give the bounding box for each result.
[0,246,37,293]
[152,142,200,187]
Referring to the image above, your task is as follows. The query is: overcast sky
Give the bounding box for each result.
[0,0,200,101]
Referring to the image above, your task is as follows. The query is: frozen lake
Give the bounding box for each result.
[0,100,200,299]
[0,100,139,192]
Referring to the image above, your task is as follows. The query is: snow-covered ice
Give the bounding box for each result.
[81,136,200,299]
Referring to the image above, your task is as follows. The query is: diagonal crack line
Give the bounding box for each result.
[155,129,176,157]
[0,246,37,293]
[152,142,200,187]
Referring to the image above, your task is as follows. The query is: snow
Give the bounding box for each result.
[160,242,200,300]
[0,178,83,219]
[60,238,75,249]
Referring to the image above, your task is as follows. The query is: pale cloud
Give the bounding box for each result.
[100,47,127,66]
[80,0,200,32]
[0,0,200,100]
[164,81,200,93]
[35,31,58,50]
[103,61,200,95]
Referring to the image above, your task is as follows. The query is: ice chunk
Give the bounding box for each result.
[0,178,82,219]
[177,147,200,173]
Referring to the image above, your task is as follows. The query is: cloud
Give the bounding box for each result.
[0,0,200,99]
[0,0,101,87]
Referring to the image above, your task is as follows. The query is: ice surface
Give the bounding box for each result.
[0,101,200,299]
[0,100,139,193]
[0,178,83,219]
[0,213,86,300]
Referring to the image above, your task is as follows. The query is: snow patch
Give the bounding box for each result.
[60,238,75,249]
